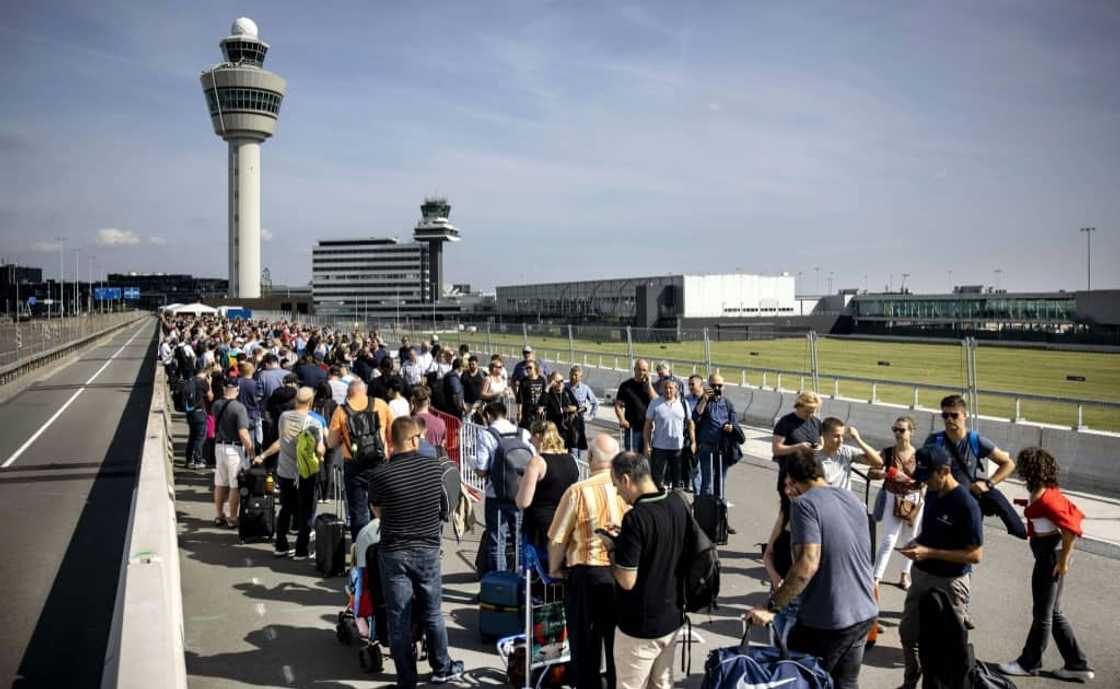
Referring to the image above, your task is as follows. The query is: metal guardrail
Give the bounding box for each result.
[476,344,1120,433]
[245,313,1118,431]
[100,360,188,689]
[0,312,142,385]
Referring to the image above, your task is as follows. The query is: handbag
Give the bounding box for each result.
[893,492,921,525]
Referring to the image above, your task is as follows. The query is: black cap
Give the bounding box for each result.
[913,445,951,482]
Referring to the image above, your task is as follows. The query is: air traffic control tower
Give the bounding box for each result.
[200,18,286,299]
[413,197,461,303]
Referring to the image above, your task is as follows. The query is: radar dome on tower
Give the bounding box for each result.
[231,17,259,38]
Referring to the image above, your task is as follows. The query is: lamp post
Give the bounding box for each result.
[1079,227,1095,290]
[56,236,65,318]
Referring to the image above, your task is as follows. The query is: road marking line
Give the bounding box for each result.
[1,322,149,469]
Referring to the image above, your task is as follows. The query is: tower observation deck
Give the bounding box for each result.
[200,17,287,299]
[412,197,461,303]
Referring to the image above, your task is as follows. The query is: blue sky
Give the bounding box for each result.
[1,1,1117,293]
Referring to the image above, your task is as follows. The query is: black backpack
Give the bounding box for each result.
[439,456,462,524]
[679,494,721,614]
[181,377,202,413]
[343,402,386,467]
[487,427,535,502]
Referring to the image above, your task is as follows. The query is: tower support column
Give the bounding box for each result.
[229,138,262,298]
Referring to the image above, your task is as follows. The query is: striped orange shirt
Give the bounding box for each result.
[547,469,630,568]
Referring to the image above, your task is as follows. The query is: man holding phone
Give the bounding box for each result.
[896,445,984,689]
[692,373,741,499]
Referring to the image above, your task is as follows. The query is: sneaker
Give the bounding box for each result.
[293,552,311,560]
[1053,668,1095,682]
[432,660,464,683]
[997,661,1037,677]
[274,547,292,558]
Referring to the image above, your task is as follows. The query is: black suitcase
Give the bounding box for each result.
[239,495,276,543]
[238,465,270,498]
[316,461,347,576]
[316,514,347,576]
[694,449,729,545]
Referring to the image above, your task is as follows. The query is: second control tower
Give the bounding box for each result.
[200,17,286,299]
[413,197,461,303]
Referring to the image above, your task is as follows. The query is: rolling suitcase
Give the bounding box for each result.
[693,449,729,545]
[853,466,880,647]
[480,512,525,642]
[316,462,348,576]
[239,495,276,543]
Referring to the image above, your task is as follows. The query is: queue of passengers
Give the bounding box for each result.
[159,314,1095,689]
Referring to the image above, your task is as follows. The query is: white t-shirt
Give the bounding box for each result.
[388,397,410,419]
[815,445,863,492]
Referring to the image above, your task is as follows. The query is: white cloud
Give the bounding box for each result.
[96,228,141,246]
[30,241,60,253]
[261,228,274,242]
[148,236,168,246]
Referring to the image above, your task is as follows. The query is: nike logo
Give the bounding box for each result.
[736,678,797,689]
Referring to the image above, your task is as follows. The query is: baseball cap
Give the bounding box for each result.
[223,374,241,390]
[912,445,951,482]
[522,345,533,353]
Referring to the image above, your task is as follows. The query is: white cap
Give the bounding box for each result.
[231,17,259,38]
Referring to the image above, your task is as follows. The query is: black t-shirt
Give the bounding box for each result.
[916,484,983,578]
[369,451,444,551]
[184,376,210,413]
[294,362,327,389]
[461,370,485,404]
[773,412,821,510]
[614,491,689,638]
[616,378,653,430]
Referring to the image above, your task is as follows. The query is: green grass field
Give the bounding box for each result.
[431,329,1120,432]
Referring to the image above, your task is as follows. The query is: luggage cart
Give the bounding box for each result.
[495,550,570,689]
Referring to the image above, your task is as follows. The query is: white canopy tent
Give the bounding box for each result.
[167,302,219,315]
[159,303,185,313]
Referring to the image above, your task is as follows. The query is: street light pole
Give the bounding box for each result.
[1079,227,1096,290]
[56,236,65,318]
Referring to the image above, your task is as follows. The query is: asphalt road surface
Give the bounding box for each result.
[0,319,155,688]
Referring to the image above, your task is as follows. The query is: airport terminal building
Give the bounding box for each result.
[495,273,798,327]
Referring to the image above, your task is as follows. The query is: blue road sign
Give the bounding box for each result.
[123,287,140,300]
[27,296,37,305]
[94,287,122,301]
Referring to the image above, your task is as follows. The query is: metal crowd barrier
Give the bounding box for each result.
[456,417,590,496]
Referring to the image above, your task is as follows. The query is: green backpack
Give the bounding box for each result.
[296,426,321,479]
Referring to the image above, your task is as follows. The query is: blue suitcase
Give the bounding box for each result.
[479,511,525,642]
[480,602,523,642]
[481,571,523,609]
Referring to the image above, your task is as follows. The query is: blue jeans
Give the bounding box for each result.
[185,410,207,466]
[622,428,645,455]
[379,547,454,689]
[697,445,729,496]
[343,459,371,541]
[483,498,520,575]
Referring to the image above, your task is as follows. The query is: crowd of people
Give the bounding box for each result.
[159,313,1095,689]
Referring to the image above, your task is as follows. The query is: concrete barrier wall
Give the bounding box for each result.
[101,360,188,689]
[506,353,1120,498]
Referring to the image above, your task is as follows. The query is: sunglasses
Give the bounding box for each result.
[712,384,724,388]
[891,427,909,434]
[941,411,961,420]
